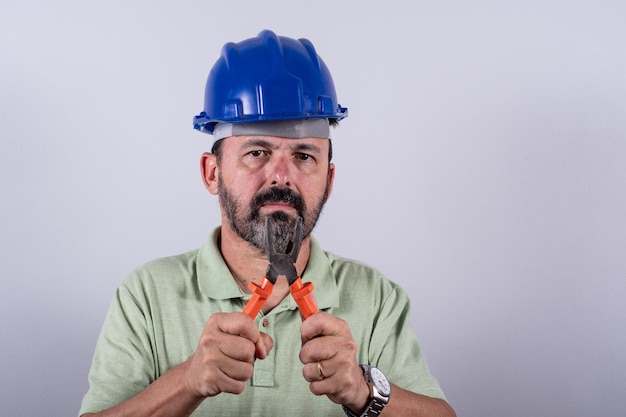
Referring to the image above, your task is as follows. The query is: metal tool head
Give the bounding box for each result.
[264,216,303,284]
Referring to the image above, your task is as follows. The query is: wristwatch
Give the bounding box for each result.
[342,364,391,417]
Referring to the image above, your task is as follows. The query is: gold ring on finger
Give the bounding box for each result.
[317,362,326,380]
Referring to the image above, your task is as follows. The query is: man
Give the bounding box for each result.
[79,30,456,417]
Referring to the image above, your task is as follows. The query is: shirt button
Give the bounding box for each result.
[262,318,270,327]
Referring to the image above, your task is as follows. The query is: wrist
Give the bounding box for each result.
[181,356,213,399]
[343,365,391,417]
[344,369,371,414]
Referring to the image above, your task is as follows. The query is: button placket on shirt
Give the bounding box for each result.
[252,313,276,387]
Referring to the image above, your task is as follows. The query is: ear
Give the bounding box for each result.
[200,152,219,195]
[326,162,336,199]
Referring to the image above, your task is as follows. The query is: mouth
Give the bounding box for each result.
[260,201,297,212]
[252,187,304,218]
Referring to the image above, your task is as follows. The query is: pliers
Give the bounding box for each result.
[243,217,318,320]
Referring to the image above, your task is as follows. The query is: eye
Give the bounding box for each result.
[295,152,314,162]
[247,150,267,158]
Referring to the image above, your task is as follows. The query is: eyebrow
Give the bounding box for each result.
[240,138,322,155]
[241,138,277,149]
[291,142,322,155]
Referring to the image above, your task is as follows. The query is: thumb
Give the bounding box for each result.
[255,332,274,359]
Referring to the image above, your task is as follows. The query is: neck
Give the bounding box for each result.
[219,221,311,312]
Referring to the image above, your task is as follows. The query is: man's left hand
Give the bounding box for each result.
[299,312,369,412]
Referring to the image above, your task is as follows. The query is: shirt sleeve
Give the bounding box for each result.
[368,285,447,400]
[79,281,156,415]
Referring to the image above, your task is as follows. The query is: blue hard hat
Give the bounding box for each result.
[193,30,348,135]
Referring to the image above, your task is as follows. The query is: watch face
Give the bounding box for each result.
[370,367,391,397]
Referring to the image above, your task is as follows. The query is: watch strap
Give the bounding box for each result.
[342,405,360,417]
[342,401,386,417]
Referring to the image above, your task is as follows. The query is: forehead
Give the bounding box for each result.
[222,135,329,153]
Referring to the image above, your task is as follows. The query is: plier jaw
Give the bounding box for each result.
[243,217,318,320]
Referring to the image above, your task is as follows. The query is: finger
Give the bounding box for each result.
[300,311,343,343]
[207,361,249,395]
[213,312,261,343]
[187,339,254,397]
[255,332,274,360]
[199,314,259,363]
[216,354,255,382]
[299,335,337,364]
[300,312,325,343]
[302,360,332,383]
[216,332,257,363]
[307,362,366,405]
[300,323,357,364]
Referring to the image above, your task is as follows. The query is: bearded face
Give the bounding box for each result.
[218,177,330,253]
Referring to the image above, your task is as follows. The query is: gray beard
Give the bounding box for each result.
[217,178,328,254]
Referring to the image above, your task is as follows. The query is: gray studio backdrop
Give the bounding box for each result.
[1,1,625,416]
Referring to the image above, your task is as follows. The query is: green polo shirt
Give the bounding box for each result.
[79,228,445,416]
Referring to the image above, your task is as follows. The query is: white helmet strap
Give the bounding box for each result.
[212,119,331,141]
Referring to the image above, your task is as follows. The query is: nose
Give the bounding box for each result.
[269,156,291,187]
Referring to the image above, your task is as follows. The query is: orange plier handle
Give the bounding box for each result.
[243,276,318,320]
[243,277,274,319]
[290,277,318,320]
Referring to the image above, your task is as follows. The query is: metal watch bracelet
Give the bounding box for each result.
[342,365,390,417]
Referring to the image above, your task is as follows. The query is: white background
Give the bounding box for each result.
[1,1,625,416]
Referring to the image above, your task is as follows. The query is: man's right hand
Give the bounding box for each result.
[80,313,273,417]
[184,312,273,398]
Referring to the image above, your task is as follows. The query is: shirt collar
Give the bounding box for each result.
[197,227,339,311]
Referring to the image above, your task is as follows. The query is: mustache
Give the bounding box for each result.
[251,187,305,213]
